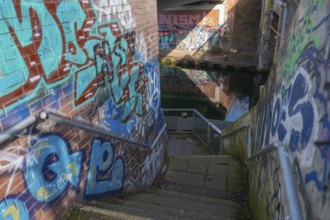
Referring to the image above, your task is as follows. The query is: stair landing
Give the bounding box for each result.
[164,155,246,199]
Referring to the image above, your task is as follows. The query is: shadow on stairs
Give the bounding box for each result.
[63,155,249,220]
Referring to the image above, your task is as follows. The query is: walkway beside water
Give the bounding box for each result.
[160,49,258,71]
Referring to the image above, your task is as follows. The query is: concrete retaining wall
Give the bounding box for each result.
[221,0,330,219]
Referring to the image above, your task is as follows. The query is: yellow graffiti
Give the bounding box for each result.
[66,162,78,176]
[37,186,52,200]
[3,205,19,220]
[65,173,73,181]
[35,141,50,157]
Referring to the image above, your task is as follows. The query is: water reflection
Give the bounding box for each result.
[160,65,261,120]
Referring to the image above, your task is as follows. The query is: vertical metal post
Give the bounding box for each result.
[247,126,252,158]
[277,144,303,220]
[207,124,211,146]
[192,111,196,134]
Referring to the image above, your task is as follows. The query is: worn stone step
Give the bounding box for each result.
[100,196,229,220]
[169,155,239,165]
[148,189,240,208]
[61,204,143,220]
[164,182,233,199]
[165,155,246,198]
[118,191,241,218]
[88,199,177,220]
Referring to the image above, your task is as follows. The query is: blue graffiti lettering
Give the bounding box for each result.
[24,134,82,202]
[85,139,124,197]
[0,198,29,220]
[305,146,330,191]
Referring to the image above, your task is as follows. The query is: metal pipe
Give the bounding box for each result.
[41,112,150,148]
[221,124,248,139]
[0,115,37,148]
[277,144,303,220]
[247,127,252,158]
[163,108,222,134]
[150,125,167,149]
[249,141,303,220]
[248,143,276,160]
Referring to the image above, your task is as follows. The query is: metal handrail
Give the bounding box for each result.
[40,112,166,149]
[163,108,223,154]
[150,125,167,149]
[221,124,252,157]
[0,115,38,148]
[248,141,303,220]
[221,124,248,138]
[0,111,166,150]
[163,108,222,133]
[221,124,302,219]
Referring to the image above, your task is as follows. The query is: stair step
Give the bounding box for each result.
[62,154,248,220]
[61,204,138,220]
[148,189,239,208]
[165,155,245,199]
[165,182,232,199]
[169,155,239,165]
[88,199,178,220]
[108,191,241,219]
[100,197,226,220]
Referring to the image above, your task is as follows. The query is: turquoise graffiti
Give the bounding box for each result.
[24,134,82,202]
[0,0,152,126]
[0,199,29,220]
[85,139,125,197]
[91,26,148,123]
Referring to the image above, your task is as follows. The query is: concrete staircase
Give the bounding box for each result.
[62,155,247,220]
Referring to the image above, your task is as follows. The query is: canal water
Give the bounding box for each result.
[160,65,266,121]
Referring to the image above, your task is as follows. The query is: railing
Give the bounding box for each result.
[0,112,167,150]
[221,124,303,220]
[0,115,38,148]
[162,108,225,154]
[221,124,251,157]
[248,141,303,220]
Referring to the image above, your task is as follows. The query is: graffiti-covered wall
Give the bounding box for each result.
[0,0,164,219]
[158,5,225,52]
[160,66,221,102]
[221,0,330,219]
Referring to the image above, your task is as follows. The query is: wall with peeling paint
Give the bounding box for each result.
[221,0,330,219]
[0,0,165,219]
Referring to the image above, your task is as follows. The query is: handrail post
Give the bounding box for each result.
[247,126,251,158]
[277,143,303,220]
[192,110,195,134]
[207,124,211,146]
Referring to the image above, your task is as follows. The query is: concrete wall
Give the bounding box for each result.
[158,4,226,52]
[0,0,164,219]
[231,0,261,53]
[221,0,330,219]
[258,0,298,70]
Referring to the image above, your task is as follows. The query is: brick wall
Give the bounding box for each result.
[0,0,165,219]
[158,4,226,52]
